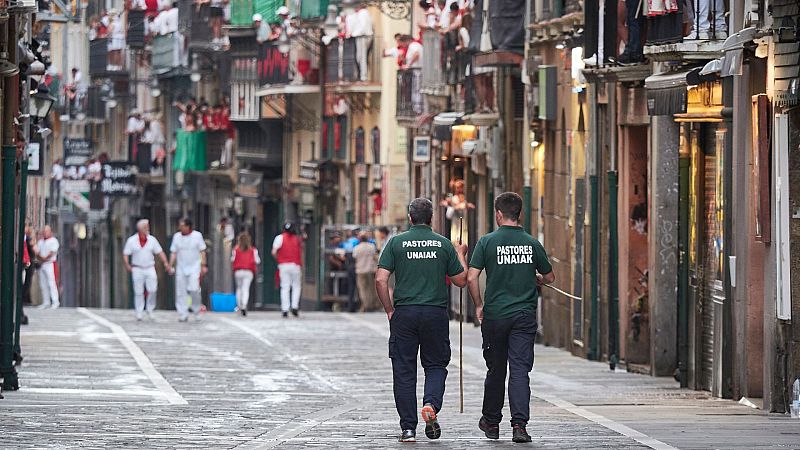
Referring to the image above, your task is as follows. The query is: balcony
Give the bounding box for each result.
[230,57,260,121]
[396,68,424,119]
[127,9,146,49]
[179,0,230,51]
[236,120,283,167]
[644,0,728,61]
[88,37,129,78]
[325,36,381,91]
[151,33,187,75]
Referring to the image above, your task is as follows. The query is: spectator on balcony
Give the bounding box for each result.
[616,0,646,64]
[127,110,145,160]
[384,33,408,67]
[456,12,470,51]
[253,14,270,43]
[155,2,179,35]
[66,67,86,111]
[346,3,374,83]
[399,34,423,69]
[440,2,461,34]
[690,0,726,39]
[276,6,295,36]
[106,9,126,70]
[418,0,437,30]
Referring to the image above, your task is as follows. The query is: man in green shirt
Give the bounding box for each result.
[467,192,554,443]
[376,197,468,443]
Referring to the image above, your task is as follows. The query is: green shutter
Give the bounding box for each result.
[231,0,254,26]
[300,0,328,19]
[174,130,208,171]
[255,0,280,24]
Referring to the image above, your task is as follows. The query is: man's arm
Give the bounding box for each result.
[467,267,484,321]
[449,243,469,287]
[375,268,394,320]
[168,252,176,273]
[123,254,132,272]
[200,251,208,275]
[537,271,555,286]
[158,251,170,271]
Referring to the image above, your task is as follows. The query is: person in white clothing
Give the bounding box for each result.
[346,3,374,82]
[37,225,60,309]
[272,223,304,317]
[169,218,208,322]
[123,219,171,321]
[231,231,261,316]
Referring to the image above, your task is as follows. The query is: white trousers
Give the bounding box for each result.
[355,36,371,81]
[695,0,726,34]
[175,271,202,318]
[132,266,158,314]
[234,269,254,310]
[278,263,302,312]
[38,263,59,307]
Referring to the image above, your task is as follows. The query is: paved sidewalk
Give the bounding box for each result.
[0,308,796,449]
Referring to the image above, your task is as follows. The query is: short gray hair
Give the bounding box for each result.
[408,198,433,225]
[136,219,149,231]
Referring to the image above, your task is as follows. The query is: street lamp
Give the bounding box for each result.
[30,84,55,120]
[151,78,161,98]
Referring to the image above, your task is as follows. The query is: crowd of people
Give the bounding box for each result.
[172,96,235,168]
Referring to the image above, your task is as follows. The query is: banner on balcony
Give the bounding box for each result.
[258,42,290,85]
[100,161,139,196]
[174,130,208,171]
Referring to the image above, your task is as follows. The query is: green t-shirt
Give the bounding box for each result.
[469,225,553,320]
[378,225,464,308]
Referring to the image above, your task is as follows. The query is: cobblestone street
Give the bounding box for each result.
[1,308,796,449]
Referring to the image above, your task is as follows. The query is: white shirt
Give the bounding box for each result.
[405,41,423,68]
[52,164,64,181]
[127,116,145,134]
[39,237,59,264]
[170,230,207,275]
[159,8,179,35]
[272,234,285,251]
[347,9,373,37]
[124,234,164,268]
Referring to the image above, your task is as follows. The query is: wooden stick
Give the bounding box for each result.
[458,216,464,414]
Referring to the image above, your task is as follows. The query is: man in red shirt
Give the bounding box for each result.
[271,222,304,317]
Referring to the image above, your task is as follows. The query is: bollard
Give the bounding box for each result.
[1,145,19,390]
[14,159,27,363]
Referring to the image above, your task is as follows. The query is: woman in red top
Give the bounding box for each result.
[231,231,260,316]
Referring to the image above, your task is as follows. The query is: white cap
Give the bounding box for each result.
[276,6,289,15]
[252,13,262,21]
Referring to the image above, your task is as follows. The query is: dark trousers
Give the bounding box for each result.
[625,0,643,55]
[481,311,538,426]
[389,305,451,430]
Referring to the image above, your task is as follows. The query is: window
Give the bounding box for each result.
[371,127,380,164]
[355,127,365,163]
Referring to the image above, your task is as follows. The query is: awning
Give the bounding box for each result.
[255,84,321,97]
[432,112,464,141]
[645,71,689,116]
[414,112,437,129]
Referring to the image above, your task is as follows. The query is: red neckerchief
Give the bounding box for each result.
[138,233,148,247]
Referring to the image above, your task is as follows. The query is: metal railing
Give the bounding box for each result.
[644,0,728,45]
[396,68,423,118]
[151,33,186,74]
[325,36,381,84]
[88,37,128,77]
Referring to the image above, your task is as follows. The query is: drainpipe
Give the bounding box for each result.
[588,83,600,360]
[14,160,27,363]
[678,155,690,387]
[522,0,532,234]
[608,86,619,370]
[1,145,19,391]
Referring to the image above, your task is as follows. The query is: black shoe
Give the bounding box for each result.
[241,309,247,317]
[399,429,416,442]
[21,314,28,325]
[479,417,499,440]
[512,424,532,443]
[291,308,299,317]
[282,311,288,318]
[615,51,644,66]
[421,404,441,439]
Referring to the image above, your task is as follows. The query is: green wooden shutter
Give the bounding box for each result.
[255,0,280,23]
[300,0,328,19]
[231,0,254,26]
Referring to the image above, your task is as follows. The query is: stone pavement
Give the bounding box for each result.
[0,308,797,449]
